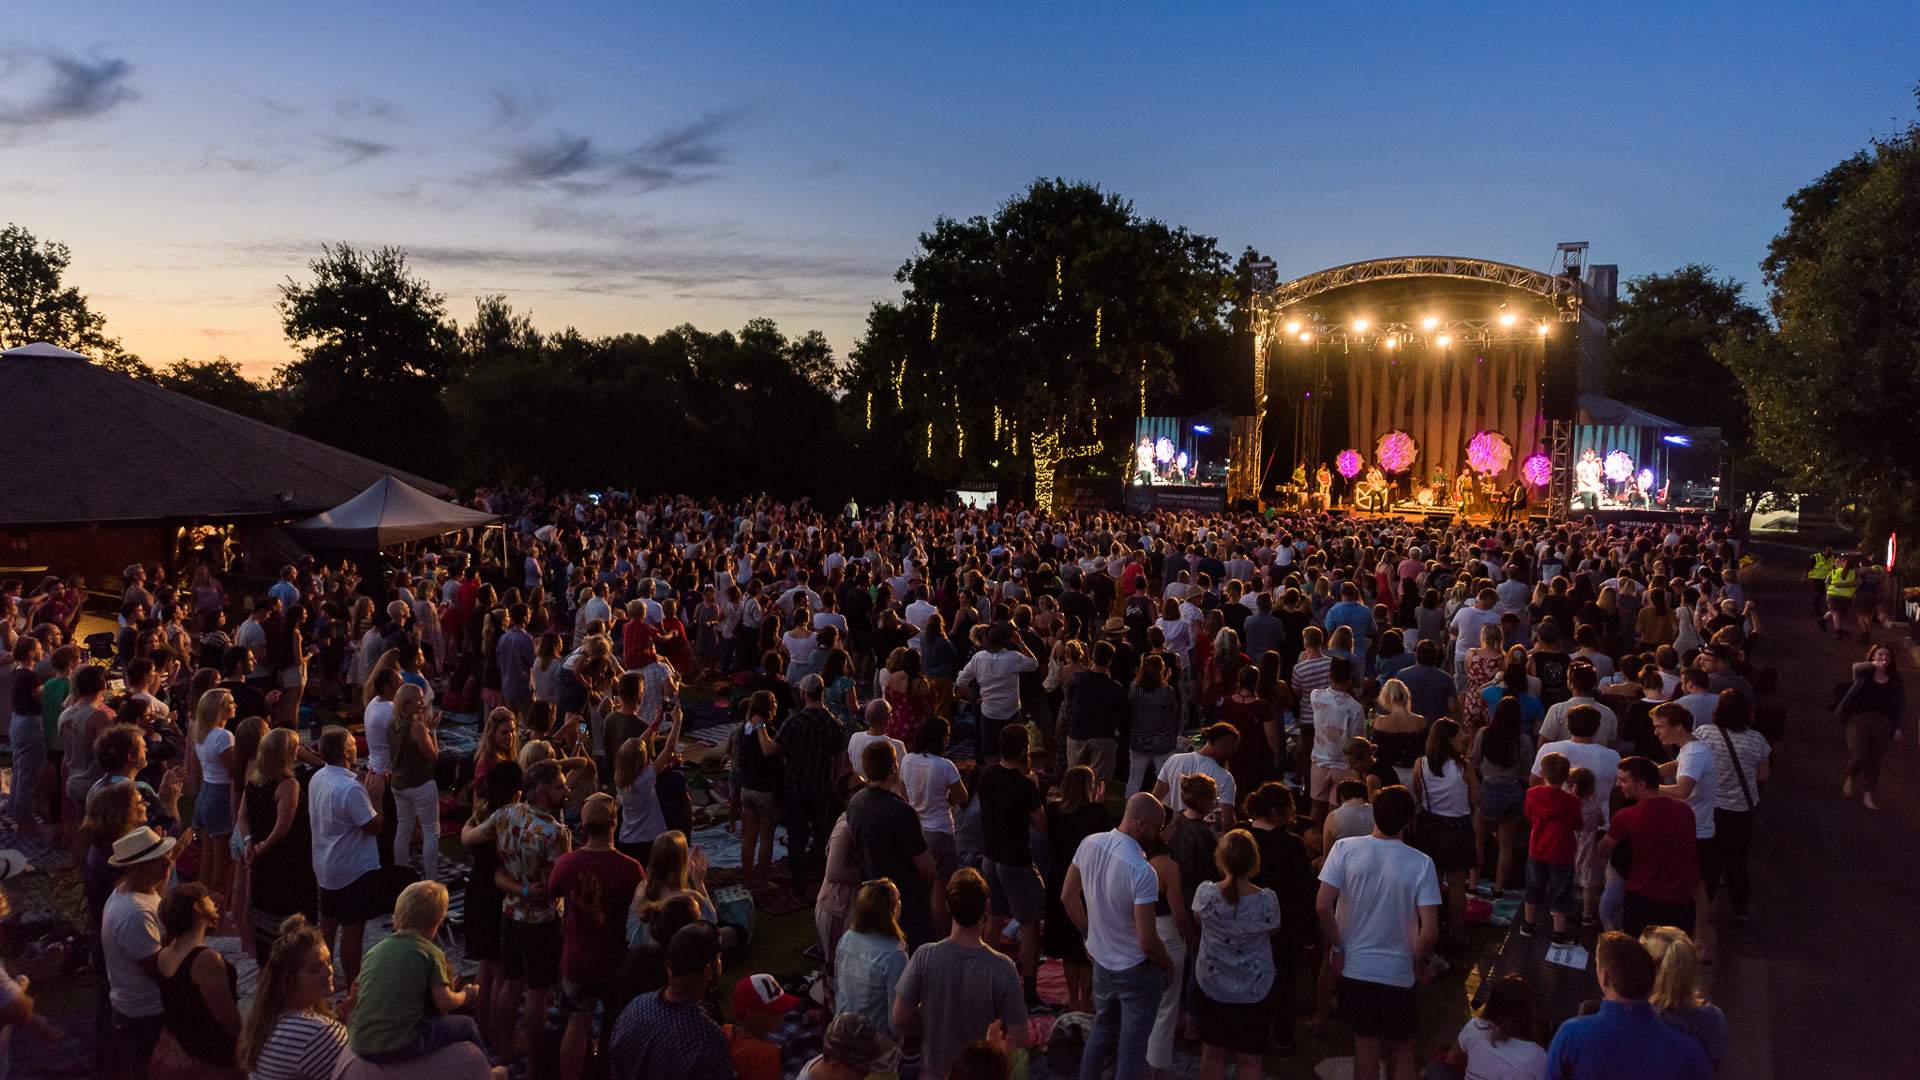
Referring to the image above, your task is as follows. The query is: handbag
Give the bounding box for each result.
[1715,726,1756,812]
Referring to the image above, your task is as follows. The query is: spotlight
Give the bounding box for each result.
[1352,317,1370,332]
[1299,331,1312,342]
[1435,334,1452,348]
[1499,312,1517,327]
[1284,320,1301,334]
[1421,316,1439,330]
[1537,323,1550,337]
[1383,335,1398,350]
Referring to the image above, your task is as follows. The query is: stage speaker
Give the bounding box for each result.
[1541,329,1578,423]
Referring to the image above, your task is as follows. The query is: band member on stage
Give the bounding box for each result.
[1357,465,1390,512]
[1502,476,1528,524]
[1313,463,1333,511]
[1453,466,1475,512]
[1135,436,1155,485]
[1574,448,1603,510]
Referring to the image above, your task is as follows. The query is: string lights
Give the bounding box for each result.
[993,404,1003,440]
[1030,429,1105,512]
[930,302,940,341]
[892,359,906,409]
[1094,306,1102,349]
[925,421,933,458]
[864,391,872,430]
[1055,256,1063,302]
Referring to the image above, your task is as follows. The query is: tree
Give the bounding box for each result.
[1721,96,1920,554]
[0,222,149,376]
[154,358,277,423]
[277,244,461,472]
[845,179,1234,502]
[1607,265,1767,437]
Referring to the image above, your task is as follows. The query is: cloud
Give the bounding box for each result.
[0,46,137,142]
[484,84,554,132]
[479,107,751,195]
[199,327,246,339]
[195,151,293,175]
[333,92,400,123]
[254,96,300,118]
[318,133,395,167]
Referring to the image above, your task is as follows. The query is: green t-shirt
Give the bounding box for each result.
[347,930,451,1053]
[41,676,70,745]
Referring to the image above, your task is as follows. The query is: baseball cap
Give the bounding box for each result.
[732,973,801,1017]
[665,923,722,976]
[580,792,616,828]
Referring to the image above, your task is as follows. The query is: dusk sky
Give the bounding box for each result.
[4,2,1916,377]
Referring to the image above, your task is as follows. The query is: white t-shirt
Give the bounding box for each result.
[1309,689,1366,767]
[1156,750,1236,814]
[1531,740,1621,826]
[363,698,396,774]
[196,725,235,786]
[902,751,962,834]
[847,731,907,775]
[1071,829,1160,971]
[308,764,379,891]
[1456,1018,1547,1080]
[1675,739,1719,838]
[1449,605,1501,658]
[103,888,164,1016]
[1317,835,1442,988]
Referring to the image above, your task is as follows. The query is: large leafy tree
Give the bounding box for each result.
[154,358,276,423]
[1720,98,1920,551]
[277,244,462,473]
[846,179,1234,498]
[1607,265,1766,435]
[0,222,149,376]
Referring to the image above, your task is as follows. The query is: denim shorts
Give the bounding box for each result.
[194,781,234,835]
[1478,778,1525,822]
[1525,858,1577,914]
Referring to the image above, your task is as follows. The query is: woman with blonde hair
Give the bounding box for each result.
[472,707,519,784]
[833,879,909,1035]
[1641,926,1729,1072]
[1369,677,1428,787]
[361,649,402,712]
[388,683,442,883]
[627,830,723,947]
[191,687,239,903]
[614,702,685,863]
[1191,829,1280,1078]
[238,915,347,1080]
[243,728,316,959]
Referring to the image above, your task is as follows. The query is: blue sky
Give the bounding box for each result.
[2,2,1915,375]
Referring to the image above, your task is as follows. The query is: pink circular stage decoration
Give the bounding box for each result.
[1604,451,1635,483]
[1465,430,1513,476]
[1375,430,1418,474]
[1335,449,1363,479]
[1522,453,1552,486]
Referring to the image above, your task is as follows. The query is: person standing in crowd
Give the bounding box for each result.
[1521,752,1583,946]
[756,674,841,885]
[190,688,240,905]
[547,793,643,1080]
[1642,925,1729,1073]
[976,724,1048,1008]
[954,622,1038,767]
[102,825,186,1079]
[846,739,936,945]
[1309,658,1366,824]
[1316,785,1441,1080]
[1604,757,1700,936]
[1190,829,1280,1079]
[1153,721,1240,823]
[152,881,242,1076]
[1836,642,1902,810]
[900,715,966,929]
[387,684,442,884]
[1543,932,1712,1079]
[891,868,1029,1080]
[1653,703,1718,960]
[308,726,384,989]
[1065,793,1175,1080]
[1126,653,1180,796]
[609,925,731,1080]
[7,637,45,833]
[835,879,910,1035]
[1410,719,1478,943]
[1044,765,1113,1015]
[466,758,573,1064]
[1693,690,1769,922]
[242,729,316,959]
[1065,640,1129,783]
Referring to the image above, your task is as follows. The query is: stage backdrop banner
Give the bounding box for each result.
[1344,341,1542,479]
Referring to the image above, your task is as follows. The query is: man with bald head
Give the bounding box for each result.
[1062,792,1173,1080]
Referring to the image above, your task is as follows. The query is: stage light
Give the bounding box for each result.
[1285,320,1301,334]
[1537,323,1550,337]
[1299,331,1312,342]
[1383,335,1398,350]
[1663,434,1691,446]
[1421,316,1439,330]
[1192,424,1213,435]
[1499,312,1518,327]
[1435,334,1452,348]
[1352,318,1370,332]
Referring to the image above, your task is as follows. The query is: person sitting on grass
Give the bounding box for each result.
[346,881,482,1064]
[726,973,802,1080]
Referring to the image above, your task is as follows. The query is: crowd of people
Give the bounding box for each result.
[0,486,1891,1080]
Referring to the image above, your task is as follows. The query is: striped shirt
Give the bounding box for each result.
[1292,655,1333,726]
[1692,726,1771,812]
[250,1010,348,1080]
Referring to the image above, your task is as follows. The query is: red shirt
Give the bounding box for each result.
[622,619,659,670]
[1524,785,1583,864]
[546,847,644,983]
[1608,796,1699,903]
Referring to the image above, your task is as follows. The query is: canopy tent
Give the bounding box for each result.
[287,474,497,548]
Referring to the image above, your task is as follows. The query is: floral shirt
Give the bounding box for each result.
[1192,880,1280,1004]
[489,802,572,923]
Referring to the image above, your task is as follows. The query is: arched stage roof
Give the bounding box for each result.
[1259,255,1584,311]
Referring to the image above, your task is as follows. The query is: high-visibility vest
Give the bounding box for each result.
[1827,567,1859,599]
[1809,553,1834,582]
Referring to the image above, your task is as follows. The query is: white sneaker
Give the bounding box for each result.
[1863,792,1878,811]
[1842,777,1853,797]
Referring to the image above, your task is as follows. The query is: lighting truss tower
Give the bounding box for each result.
[1546,419,1573,523]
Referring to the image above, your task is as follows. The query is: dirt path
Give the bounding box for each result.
[1710,545,1920,1079]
